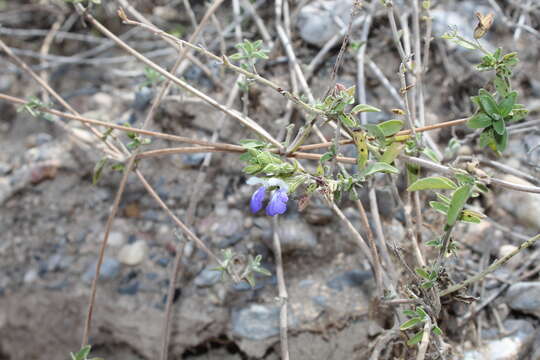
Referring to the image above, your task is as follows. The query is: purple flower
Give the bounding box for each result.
[247,177,289,216]
[250,186,267,213]
[266,189,289,216]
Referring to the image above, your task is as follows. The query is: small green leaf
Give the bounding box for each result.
[365,124,386,141]
[362,162,399,176]
[493,76,509,97]
[351,104,381,114]
[494,128,508,151]
[422,148,441,163]
[92,157,109,185]
[429,201,449,215]
[467,113,493,129]
[426,238,442,247]
[403,309,417,317]
[71,346,92,360]
[407,330,425,346]
[378,119,404,136]
[447,185,472,226]
[243,164,261,174]
[415,307,428,319]
[493,119,505,135]
[498,91,517,117]
[338,113,357,128]
[380,142,404,164]
[478,90,499,116]
[479,128,496,149]
[436,193,452,205]
[239,139,267,149]
[415,268,431,280]
[407,176,457,191]
[460,213,482,223]
[432,326,443,336]
[400,317,423,330]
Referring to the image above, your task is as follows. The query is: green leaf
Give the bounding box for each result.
[365,124,386,142]
[422,148,441,163]
[380,142,404,164]
[498,91,517,117]
[429,201,449,215]
[407,330,425,346]
[415,307,428,319]
[432,326,443,336]
[407,176,457,191]
[92,157,109,185]
[479,128,496,149]
[71,346,92,360]
[436,193,452,205]
[243,164,261,174]
[467,113,492,129]
[351,104,381,114]
[403,309,417,317]
[494,129,508,152]
[493,76,509,97]
[493,119,505,135]
[460,213,482,223]
[361,162,399,176]
[378,119,403,136]
[425,239,441,247]
[400,317,423,330]
[478,90,499,116]
[240,139,267,149]
[447,185,472,226]
[415,268,431,280]
[338,113,357,128]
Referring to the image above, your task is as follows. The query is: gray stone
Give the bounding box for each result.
[118,281,140,296]
[296,0,353,47]
[506,282,540,318]
[498,175,540,231]
[463,319,535,360]
[232,304,281,340]
[194,268,222,287]
[23,269,38,284]
[327,270,372,291]
[118,240,147,266]
[273,218,318,253]
[82,257,120,284]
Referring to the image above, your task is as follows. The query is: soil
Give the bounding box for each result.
[0,0,539,359]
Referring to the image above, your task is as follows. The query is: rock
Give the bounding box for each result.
[156,257,170,268]
[498,175,540,231]
[82,257,120,284]
[506,282,540,318]
[296,0,353,47]
[326,270,373,291]
[531,329,540,360]
[118,240,148,266]
[304,202,334,225]
[107,231,126,247]
[193,267,222,287]
[273,218,318,253]
[463,319,535,360]
[232,304,281,340]
[23,269,38,284]
[133,87,153,111]
[118,281,140,296]
[181,153,206,167]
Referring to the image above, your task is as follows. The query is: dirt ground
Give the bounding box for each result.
[0,0,539,359]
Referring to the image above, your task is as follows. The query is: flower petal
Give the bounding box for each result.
[250,186,266,213]
[266,189,288,216]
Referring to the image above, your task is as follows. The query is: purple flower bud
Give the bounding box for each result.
[266,188,288,216]
[250,186,267,213]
